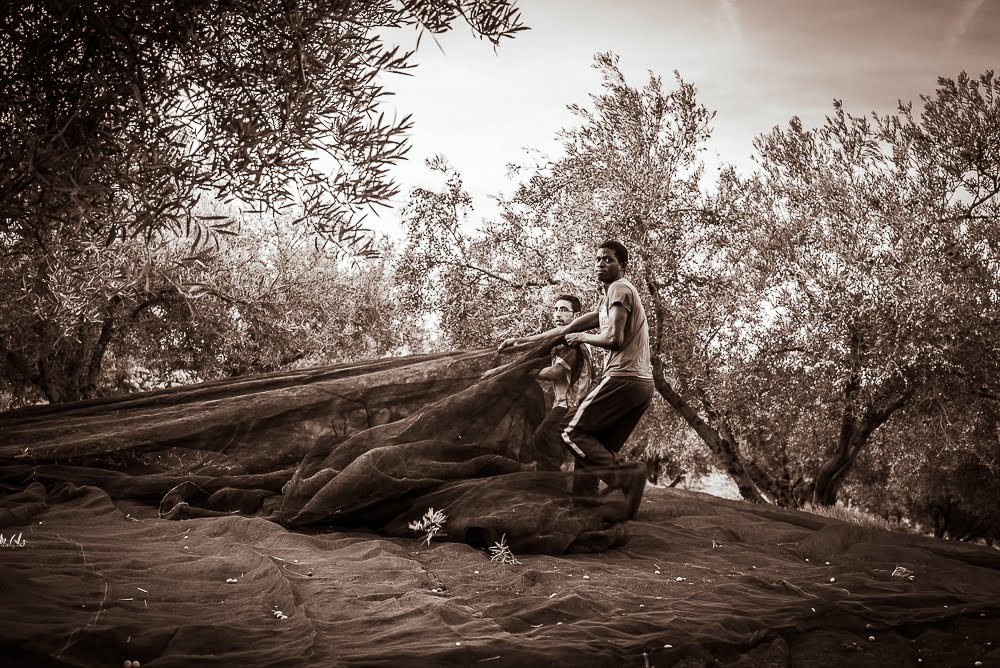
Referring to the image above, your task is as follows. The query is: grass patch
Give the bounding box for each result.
[801,503,917,534]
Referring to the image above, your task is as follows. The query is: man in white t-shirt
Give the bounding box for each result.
[528,294,595,471]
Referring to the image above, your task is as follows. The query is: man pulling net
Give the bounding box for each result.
[500,240,654,519]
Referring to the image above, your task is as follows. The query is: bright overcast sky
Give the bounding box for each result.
[371,0,1000,233]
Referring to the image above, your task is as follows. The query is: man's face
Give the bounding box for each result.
[552,299,577,326]
[595,247,624,284]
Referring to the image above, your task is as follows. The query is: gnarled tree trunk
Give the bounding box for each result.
[810,375,913,506]
[651,359,768,503]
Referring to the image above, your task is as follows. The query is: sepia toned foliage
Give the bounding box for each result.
[724,71,1000,505]
[0,0,523,407]
[395,157,567,349]
[848,388,1000,544]
[1,223,162,405]
[1,0,525,252]
[0,217,418,408]
[399,56,1000,523]
[521,65,1000,510]
[112,223,419,384]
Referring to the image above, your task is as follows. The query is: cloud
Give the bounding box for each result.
[945,0,985,51]
[716,0,745,54]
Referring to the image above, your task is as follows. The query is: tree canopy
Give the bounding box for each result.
[1,0,525,252]
[0,0,525,406]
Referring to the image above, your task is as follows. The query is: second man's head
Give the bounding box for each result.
[552,294,581,326]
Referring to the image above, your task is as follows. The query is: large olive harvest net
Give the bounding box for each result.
[0,342,639,554]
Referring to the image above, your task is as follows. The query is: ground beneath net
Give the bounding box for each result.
[1,483,998,667]
[1,348,999,665]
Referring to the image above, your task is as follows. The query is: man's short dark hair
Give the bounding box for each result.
[599,240,629,271]
[554,294,582,313]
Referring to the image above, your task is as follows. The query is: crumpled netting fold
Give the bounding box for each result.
[0,340,639,554]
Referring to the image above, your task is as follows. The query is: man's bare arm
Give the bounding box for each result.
[536,364,567,381]
[565,304,626,350]
[498,311,600,351]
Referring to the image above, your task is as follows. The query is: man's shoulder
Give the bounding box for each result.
[608,276,638,290]
[607,278,639,302]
